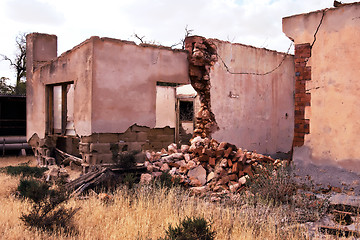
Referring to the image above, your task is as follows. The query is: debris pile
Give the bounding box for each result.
[142,136,287,200]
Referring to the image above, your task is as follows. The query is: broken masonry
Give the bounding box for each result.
[185,36,219,138]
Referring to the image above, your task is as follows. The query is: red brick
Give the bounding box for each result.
[295,43,311,58]
[209,157,216,167]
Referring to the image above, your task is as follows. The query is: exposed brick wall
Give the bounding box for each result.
[79,124,175,164]
[293,43,311,147]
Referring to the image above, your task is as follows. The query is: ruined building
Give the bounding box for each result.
[26,33,293,167]
[26,2,360,174]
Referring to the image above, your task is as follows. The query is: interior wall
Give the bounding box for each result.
[210,39,295,155]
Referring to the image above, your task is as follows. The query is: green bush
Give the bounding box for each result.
[18,178,78,233]
[122,173,137,189]
[20,196,78,233]
[116,151,137,169]
[161,216,215,240]
[17,179,50,203]
[155,171,181,189]
[3,165,48,178]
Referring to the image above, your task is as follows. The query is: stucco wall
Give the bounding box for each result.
[283,3,360,172]
[26,33,57,141]
[91,37,189,133]
[210,39,295,155]
[27,35,94,139]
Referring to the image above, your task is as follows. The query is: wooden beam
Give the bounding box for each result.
[61,84,67,135]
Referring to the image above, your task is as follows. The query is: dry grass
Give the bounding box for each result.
[0,156,37,168]
[0,174,308,240]
[0,156,341,240]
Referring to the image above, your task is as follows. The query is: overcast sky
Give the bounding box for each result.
[0,0,353,84]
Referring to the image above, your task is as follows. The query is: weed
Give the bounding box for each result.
[155,171,181,189]
[2,165,48,178]
[246,164,297,205]
[161,216,215,240]
[122,173,137,189]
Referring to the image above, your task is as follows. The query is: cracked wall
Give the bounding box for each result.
[185,36,295,156]
[283,2,360,172]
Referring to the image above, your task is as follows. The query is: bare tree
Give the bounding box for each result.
[1,33,27,95]
[181,25,194,49]
[169,25,194,49]
[133,33,145,44]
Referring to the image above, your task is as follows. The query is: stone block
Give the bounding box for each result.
[136,131,149,142]
[163,126,175,135]
[39,136,56,148]
[121,130,137,142]
[146,141,164,150]
[90,143,111,153]
[96,153,116,164]
[209,157,216,167]
[81,134,99,143]
[83,154,97,165]
[142,142,152,151]
[79,143,90,154]
[130,124,150,133]
[127,142,146,151]
[188,165,206,186]
[148,128,165,137]
[98,133,119,143]
[157,134,175,143]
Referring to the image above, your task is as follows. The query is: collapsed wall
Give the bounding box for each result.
[184,36,219,138]
[27,33,295,169]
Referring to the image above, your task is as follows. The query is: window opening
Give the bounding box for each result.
[46,82,74,135]
[179,100,194,121]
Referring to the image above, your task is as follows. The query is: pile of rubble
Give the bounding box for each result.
[141,136,287,199]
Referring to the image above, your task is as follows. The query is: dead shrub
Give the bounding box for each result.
[246,164,297,205]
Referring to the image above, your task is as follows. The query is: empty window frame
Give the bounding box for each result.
[179,100,194,122]
[46,82,74,135]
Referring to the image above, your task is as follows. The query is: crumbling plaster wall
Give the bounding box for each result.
[27,35,94,140]
[209,39,295,155]
[91,37,189,133]
[283,2,360,172]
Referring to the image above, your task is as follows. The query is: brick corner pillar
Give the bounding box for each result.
[293,43,311,147]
